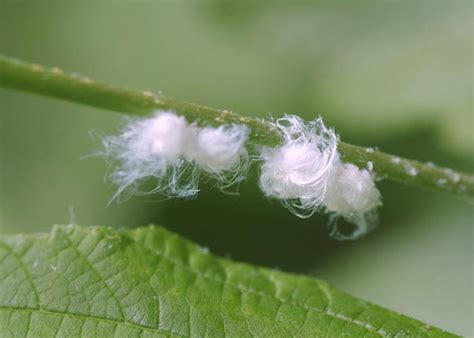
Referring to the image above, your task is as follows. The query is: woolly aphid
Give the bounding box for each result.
[101,111,381,240]
[259,116,338,218]
[259,115,381,239]
[101,111,249,201]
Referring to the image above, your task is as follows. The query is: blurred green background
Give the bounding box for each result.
[0,1,472,335]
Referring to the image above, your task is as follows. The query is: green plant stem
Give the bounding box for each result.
[1,54,472,199]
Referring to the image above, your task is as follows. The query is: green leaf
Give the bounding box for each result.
[0,225,454,337]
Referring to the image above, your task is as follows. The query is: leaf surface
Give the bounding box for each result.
[0,225,454,337]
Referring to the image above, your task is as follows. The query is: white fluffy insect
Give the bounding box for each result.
[324,160,381,239]
[185,125,250,185]
[259,115,381,239]
[101,111,249,201]
[259,115,338,218]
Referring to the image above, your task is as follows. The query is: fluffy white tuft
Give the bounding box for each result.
[259,115,338,218]
[101,111,249,201]
[186,125,249,174]
[258,115,381,239]
[324,162,380,214]
[324,161,381,240]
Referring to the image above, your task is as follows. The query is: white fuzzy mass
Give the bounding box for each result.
[187,125,249,174]
[101,111,249,200]
[258,115,381,239]
[101,110,381,240]
[259,116,338,218]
